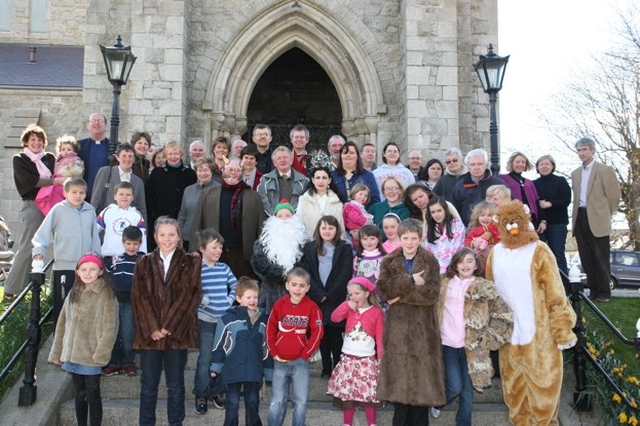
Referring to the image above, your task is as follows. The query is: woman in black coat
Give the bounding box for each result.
[533,154,572,292]
[145,140,196,251]
[297,215,353,378]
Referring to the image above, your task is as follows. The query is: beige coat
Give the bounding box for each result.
[49,279,118,367]
[437,276,513,391]
[571,161,620,237]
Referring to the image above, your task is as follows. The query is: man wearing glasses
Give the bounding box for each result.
[78,112,110,198]
[434,147,468,201]
[251,124,275,175]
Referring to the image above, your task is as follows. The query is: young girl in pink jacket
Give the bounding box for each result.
[327,277,385,426]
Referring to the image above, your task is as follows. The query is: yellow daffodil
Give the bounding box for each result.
[620,412,628,423]
[613,393,623,403]
[629,415,638,426]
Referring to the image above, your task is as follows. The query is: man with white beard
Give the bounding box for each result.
[251,200,308,312]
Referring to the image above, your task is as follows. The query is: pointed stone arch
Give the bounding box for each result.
[204,0,384,143]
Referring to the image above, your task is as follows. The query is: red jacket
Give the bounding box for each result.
[331,301,384,360]
[266,295,324,361]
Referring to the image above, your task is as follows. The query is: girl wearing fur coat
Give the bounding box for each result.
[376,218,445,425]
[433,247,513,425]
[131,216,202,426]
[49,254,118,426]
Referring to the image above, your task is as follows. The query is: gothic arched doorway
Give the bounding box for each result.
[244,48,342,151]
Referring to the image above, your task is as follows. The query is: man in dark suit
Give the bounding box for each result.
[571,137,621,302]
[90,143,147,221]
[78,112,110,198]
[190,159,265,279]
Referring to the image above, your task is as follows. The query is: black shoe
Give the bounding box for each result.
[194,396,207,415]
[321,370,331,379]
[212,392,226,409]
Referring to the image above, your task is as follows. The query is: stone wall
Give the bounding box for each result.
[0,0,87,45]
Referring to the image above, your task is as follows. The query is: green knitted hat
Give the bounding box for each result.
[273,199,294,215]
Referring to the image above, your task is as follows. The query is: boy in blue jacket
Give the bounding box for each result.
[210,277,272,426]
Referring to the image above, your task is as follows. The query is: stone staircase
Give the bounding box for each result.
[57,350,511,425]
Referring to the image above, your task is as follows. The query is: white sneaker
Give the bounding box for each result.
[430,406,442,419]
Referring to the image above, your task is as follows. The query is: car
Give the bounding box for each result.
[609,250,640,288]
[572,250,640,289]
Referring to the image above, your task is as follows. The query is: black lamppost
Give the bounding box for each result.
[100,35,137,161]
[474,44,509,175]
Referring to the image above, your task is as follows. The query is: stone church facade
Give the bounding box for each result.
[0,0,498,231]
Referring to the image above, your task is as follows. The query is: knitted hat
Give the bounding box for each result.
[348,276,376,292]
[273,199,295,216]
[76,254,104,270]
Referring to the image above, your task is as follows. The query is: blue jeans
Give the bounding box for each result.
[139,349,187,426]
[193,319,224,397]
[225,382,263,426]
[110,301,134,366]
[267,358,309,426]
[540,224,569,291]
[443,346,473,426]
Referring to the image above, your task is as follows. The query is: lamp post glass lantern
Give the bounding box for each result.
[474,44,509,175]
[100,35,137,160]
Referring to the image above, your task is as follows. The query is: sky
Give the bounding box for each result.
[496,0,630,175]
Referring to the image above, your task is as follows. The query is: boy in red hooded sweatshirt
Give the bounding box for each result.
[266,266,324,426]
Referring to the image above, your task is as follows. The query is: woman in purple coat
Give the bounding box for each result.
[499,152,542,228]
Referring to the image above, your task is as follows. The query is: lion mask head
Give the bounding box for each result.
[494,199,538,249]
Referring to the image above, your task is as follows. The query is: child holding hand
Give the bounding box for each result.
[327,277,384,426]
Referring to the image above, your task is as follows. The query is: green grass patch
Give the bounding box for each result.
[583,297,640,378]
[0,285,53,401]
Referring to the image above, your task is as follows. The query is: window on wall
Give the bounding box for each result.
[0,0,13,31]
[30,0,47,33]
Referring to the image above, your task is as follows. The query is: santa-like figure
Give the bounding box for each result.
[251,199,308,312]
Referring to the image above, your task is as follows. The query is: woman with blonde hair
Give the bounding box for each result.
[146,140,197,251]
[499,152,543,227]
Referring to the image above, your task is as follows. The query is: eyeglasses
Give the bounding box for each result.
[445,158,459,164]
[409,157,421,160]
[90,119,104,124]
[384,187,401,191]
[225,168,242,173]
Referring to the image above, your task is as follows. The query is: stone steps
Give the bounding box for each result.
[57,350,511,425]
[58,399,511,425]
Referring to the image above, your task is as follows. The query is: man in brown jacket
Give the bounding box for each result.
[571,137,621,302]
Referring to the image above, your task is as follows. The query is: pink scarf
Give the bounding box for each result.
[22,148,52,179]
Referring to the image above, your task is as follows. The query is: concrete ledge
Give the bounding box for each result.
[0,334,73,426]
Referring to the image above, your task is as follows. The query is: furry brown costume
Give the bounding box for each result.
[487,200,576,426]
[376,246,446,406]
[437,276,513,392]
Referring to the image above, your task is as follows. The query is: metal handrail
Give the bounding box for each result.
[569,267,640,414]
[0,259,54,406]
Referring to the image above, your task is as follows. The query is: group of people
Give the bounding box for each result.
[5,113,619,426]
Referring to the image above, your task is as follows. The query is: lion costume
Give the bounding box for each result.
[486,200,576,426]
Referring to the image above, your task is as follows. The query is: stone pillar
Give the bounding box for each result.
[83,0,188,147]
[401,0,460,157]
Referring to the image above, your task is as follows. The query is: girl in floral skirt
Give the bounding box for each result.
[327,277,385,426]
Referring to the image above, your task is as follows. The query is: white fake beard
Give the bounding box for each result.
[259,215,308,271]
